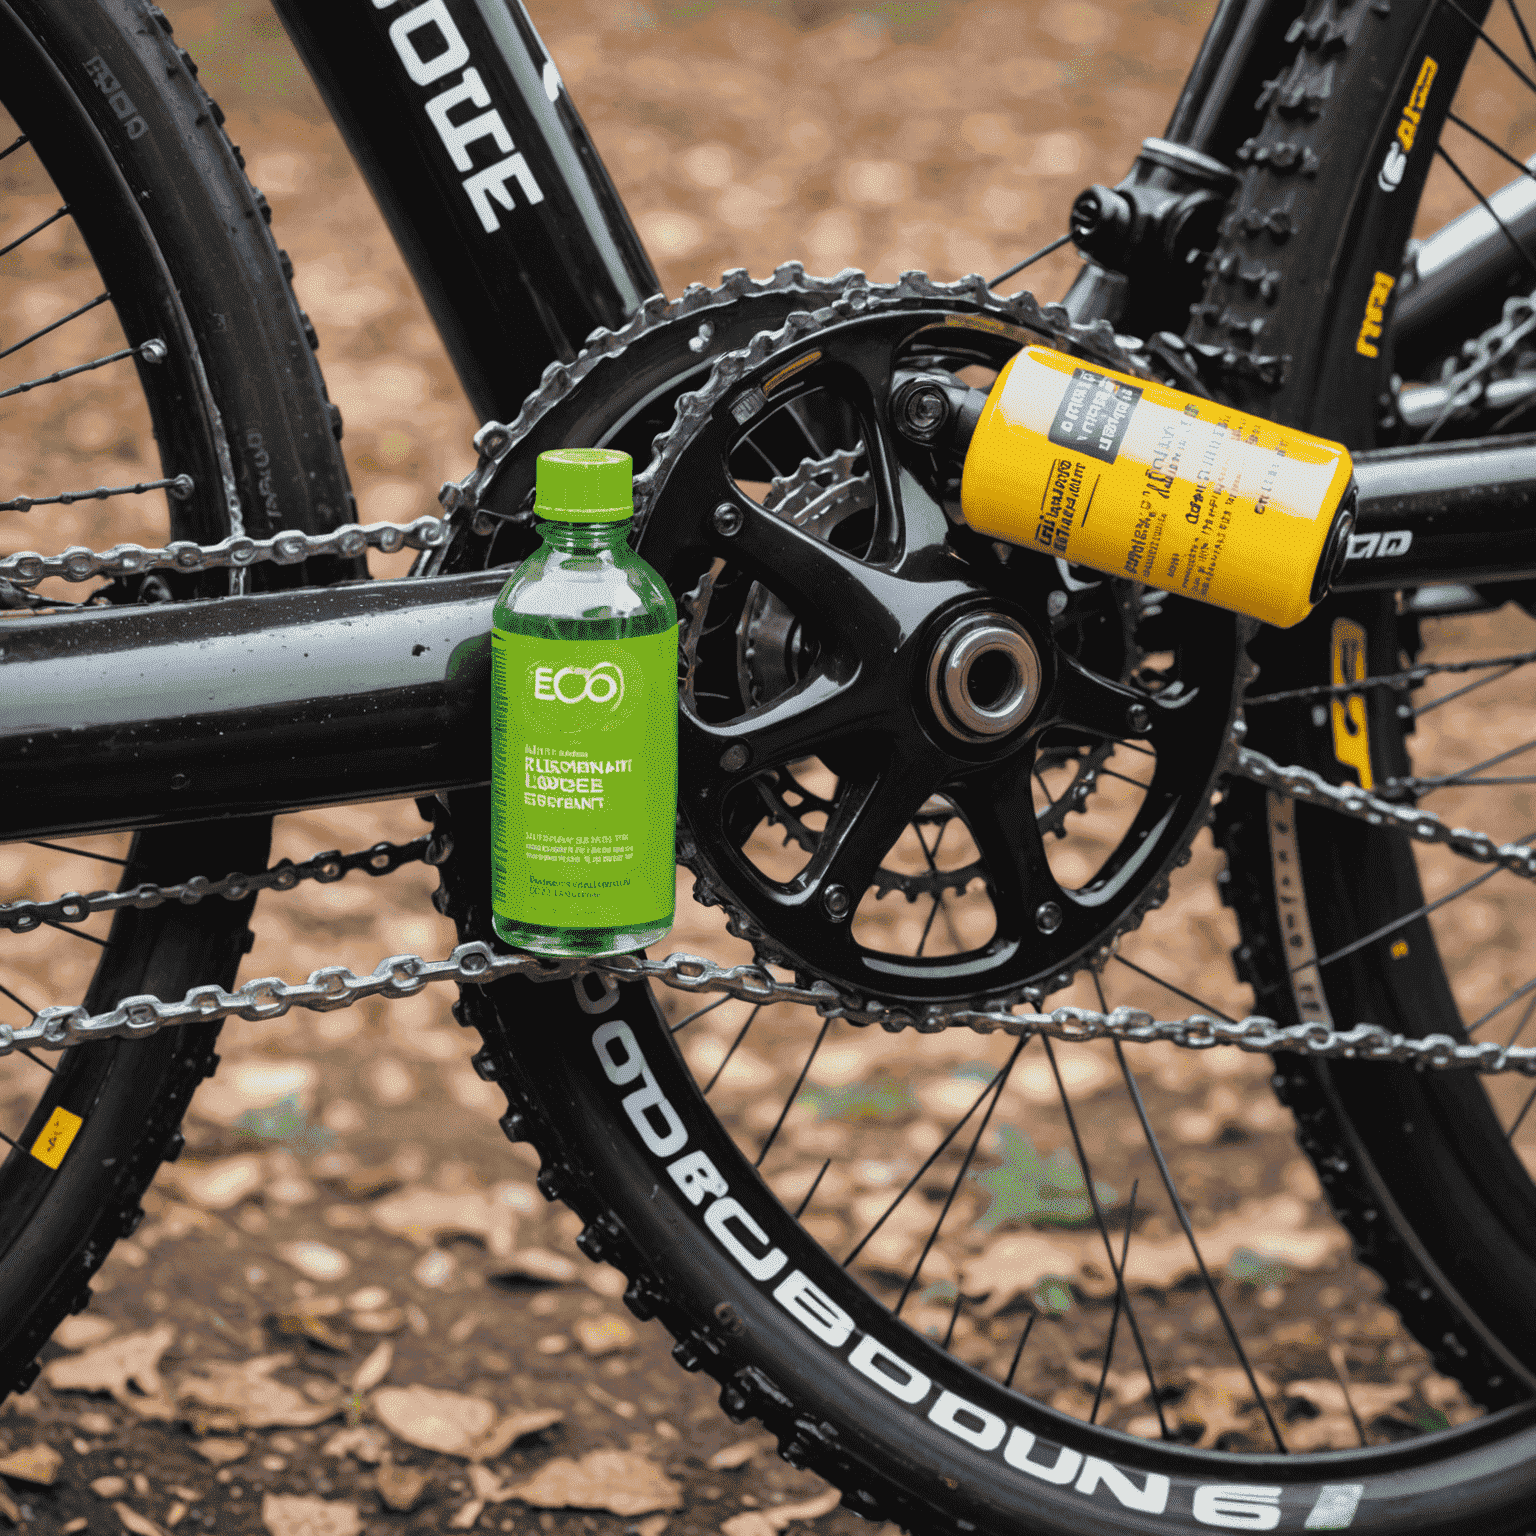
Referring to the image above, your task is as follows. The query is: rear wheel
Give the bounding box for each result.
[0,0,353,1398]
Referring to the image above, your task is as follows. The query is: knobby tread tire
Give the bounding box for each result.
[0,0,353,1402]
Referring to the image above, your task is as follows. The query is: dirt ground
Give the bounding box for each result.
[5,1,1536,1533]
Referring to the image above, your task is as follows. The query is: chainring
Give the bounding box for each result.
[631,274,1250,1015]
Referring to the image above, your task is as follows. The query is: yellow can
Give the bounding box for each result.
[958,345,1356,628]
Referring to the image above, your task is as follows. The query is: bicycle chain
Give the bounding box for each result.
[9,266,1534,1072]
[0,837,436,934]
[0,515,448,589]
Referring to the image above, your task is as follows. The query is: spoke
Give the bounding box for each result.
[794,1158,831,1220]
[0,339,161,404]
[1002,1311,1036,1390]
[1090,1179,1140,1425]
[1042,1035,1170,1438]
[1247,647,1536,708]
[1329,1343,1370,1448]
[43,918,109,949]
[670,995,730,1034]
[1433,147,1536,322]
[844,1064,1011,1266]
[1468,973,1536,1033]
[0,206,67,261]
[25,840,137,869]
[990,232,1073,290]
[1408,734,1536,791]
[1098,765,1152,792]
[1107,1027,1288,1451]
[1415,664,1521,718]
[1508,0,1536,68]
[1113,952,1236,1022]
[913,818,964,956]
[894,1037,1026,1317]
[1506,1081,1536,1141]
[0,134,27,164]
[1507,992,1536,1051]
[703,1006,759,1096]
[0,1125,21,1153]
[0,984,52,1075]
[1448,109,1536,184]
[1444,0,1536,98]
[0,290,110,363]
[1303,844,1525,978]
[756,1015,831,1167]
[940,1285,967,1350]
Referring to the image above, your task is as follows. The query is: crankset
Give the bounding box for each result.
[631,277,1248,1013]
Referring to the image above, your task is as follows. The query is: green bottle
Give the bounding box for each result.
[490,449,678,957]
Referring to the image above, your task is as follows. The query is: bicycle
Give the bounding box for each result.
[5,0,1536,1529]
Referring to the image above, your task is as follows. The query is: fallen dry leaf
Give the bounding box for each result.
[275,1241,352,1284]
[192,1438,247,1465]
[269,1311,349,1353]
[1170,1367,1281,1449]
[470,1407,563,1461]
[44,1324,177,1411]
[179,1355,343,1429]
[510,1449,682,1516]
[375,1461,431,1513]
[372,1385,496,1457]
[194,1061,318,1128]
[572,1314,636,1356]
[351,1341,394,1395]
[634,1518,670,1536]
[349,1308,405,1335]
[706,1439,770,1471]
[719,1487,842,1536]
[321,1426,389,1464]
[0,1442,62,1485]
[495,1247,577,1284]
[371,1186,518,1259]
[260,1493,361,1536]
[1284,1411,1364,1452]
[113,1504,168,1536]
[1121,1196,1348,1290]
[0,1485,18,1526]
[91,1476,129,1498]
[53,1316,117,1352]
[171,1154,265,1211]
[448,1500,484,1530]
[962,1233,1084,1314]
[1285,1378,1414,1421]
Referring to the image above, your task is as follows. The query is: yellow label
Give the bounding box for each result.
[1396,56,1437,152]
[30,1105,83,1170]
[1356,270,1396,359]
[1330,616,1374,790]
[959,346,1354,628]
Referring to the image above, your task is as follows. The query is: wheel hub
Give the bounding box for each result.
[926,612,1042,742]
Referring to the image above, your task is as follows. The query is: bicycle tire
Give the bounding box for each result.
[1194,0,1536,1420]
[0,0,354,1400]
[439,0,1536,1528]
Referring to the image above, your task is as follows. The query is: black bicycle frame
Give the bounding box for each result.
[269,0,658,424]
[4,0,1536,842]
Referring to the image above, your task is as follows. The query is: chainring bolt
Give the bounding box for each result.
[719,743,751,772]
[1127,702,1151,734]
[895,379,949,441]
[821,884,852,922]
[1035,900,1063,934]
[713,502,745,537]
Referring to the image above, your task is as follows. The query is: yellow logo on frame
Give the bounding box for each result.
[30,1106,83,1170]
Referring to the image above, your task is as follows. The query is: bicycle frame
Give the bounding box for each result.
[4,0,1536,842]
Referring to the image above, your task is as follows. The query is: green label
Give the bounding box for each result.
[491,625,678,931]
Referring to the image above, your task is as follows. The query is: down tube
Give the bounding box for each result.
[269,0,660,424]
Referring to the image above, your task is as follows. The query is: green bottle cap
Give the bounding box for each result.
[534,448,633,523]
